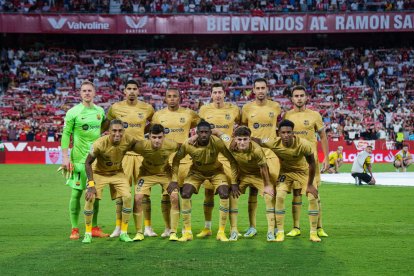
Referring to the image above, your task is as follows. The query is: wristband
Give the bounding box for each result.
[87,180,95,187]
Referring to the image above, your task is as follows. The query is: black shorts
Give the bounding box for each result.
[351,173,372,184]
[329,164,335,168]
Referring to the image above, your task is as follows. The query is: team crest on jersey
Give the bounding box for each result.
[225,114,231,120]
[180,117,185,123]
[97,114,101,120]
[304,120,310,126]
[138,113,144,119]
[269,112,274,118]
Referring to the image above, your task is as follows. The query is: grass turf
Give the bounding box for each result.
[0,164,413,275]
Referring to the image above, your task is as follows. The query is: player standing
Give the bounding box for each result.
[106,80,155,238]
[82,119,136,243]
[131,124,181,242]
[169,121,239,242]
[259,120,320,242]
[197,82,240,238]
[284,85,329,238]
[241,78,281,237]
[152,87,200,237]
[61,80,108,240]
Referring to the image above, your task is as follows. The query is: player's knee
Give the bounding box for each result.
[217,186,229,199]
[170,192,179,207]
[143,194,151,202]
[293,189,302,196]
[181,185,194,199]
[134,194,144,206]
[249,187,258,196]
[122,195,132,207]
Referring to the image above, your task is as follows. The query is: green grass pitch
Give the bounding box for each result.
[0,164,413,275]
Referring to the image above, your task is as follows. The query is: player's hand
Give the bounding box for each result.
[85,187,96,202]
[187,135,198,146]
[167,181,179,194]
[250,137,261,144]
[321,158,329,173]
[263,185,274,197]
[230,184,240,198]
[211,128,221,136]
[57,164,73,179]
[306,185,319,199]
[229,139,238,151]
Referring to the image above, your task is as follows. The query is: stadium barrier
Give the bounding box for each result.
[1,141,413,164]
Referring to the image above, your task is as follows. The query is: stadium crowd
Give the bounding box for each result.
[1,0,413,14]
[0,46,413,143]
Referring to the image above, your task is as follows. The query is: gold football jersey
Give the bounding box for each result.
[284,109,324,147]
[199,103,240,137]
[152,107,200,143]
[230,141,267,176]
[263,136,313,173]
[91,134,136,175]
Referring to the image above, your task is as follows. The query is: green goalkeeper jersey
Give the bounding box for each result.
[61,103,105,163]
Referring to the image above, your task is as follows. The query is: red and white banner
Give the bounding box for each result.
[45,150,63,164]
[353,140,376,151]
[2,13,414,34]
[2,142,61,152]
[317,149,400,164]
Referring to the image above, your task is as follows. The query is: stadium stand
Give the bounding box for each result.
[0,47,413,142]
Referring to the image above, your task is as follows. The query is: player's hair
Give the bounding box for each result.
[278,119,295,130]
[253,78,268,87]
[81,80,95,89]
[366,145,373,149]
[125,79,141,87]
[166,87,180,94]
[149,124,164,135]
[211,82,224,91]
[110,119,124,128]
[402,144,408,148]
[197,119,212,130]
[338,146,343,150]
[290,85,307,96]
[234,126,251,137]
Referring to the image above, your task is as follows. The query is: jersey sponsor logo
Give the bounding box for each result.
[164,127,184,134]
[212,124,230,129]
[123,122,142,128]
[304,120,309,126]
[293,130,308,136]
[82,124,100,131]
[253,122,273,129]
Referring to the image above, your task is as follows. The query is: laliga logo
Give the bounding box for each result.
[125,16,148,33]
[48,18,67,29]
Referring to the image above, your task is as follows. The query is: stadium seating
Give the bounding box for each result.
[0,47,413,142]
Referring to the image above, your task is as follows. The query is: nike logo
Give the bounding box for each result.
[120,115,126,117]
[206,117,213,119]
[251,114,256,118]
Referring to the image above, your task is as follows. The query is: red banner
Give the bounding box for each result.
[1,13,414,34]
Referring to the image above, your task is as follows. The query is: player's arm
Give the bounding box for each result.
[334,157,340,173]
[61,111,74,171]
[240,106,248,126]
[167,144,187,194]
[319,128,330,172]
[305,153,318,198]
[260,164,274,197]
[217,139,240,198]
[101,118,110,133]
[85,152,97,202]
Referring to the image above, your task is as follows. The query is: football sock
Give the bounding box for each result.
[248,194,258,227]
[181,198,192,232]
[142,195,152,228]
[317,195,323,228]
[219,198,229,232]
[133,196,143,233]
[69,189,82,228]
[275,190,287,232]
[114,198,122,228]
[292,194,302,229]
[92,199,100,227]
[121,195,132,233]
[84,198,95,234]
[161,194,171,229]
[170,191,180,233]
[203,189,215,223]
[264,193,275,232]
[307,193,319,232]
[229,196,239,232]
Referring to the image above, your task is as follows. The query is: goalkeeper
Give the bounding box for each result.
[60,80,108,240]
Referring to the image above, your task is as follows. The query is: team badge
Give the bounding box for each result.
[225,114,231,120]
[180,117,185,123]
[97,114,101,120]
[269,112,274,118]
[138,113,144,119]
[304,120,309,126]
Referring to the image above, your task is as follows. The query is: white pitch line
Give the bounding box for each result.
[321,172,414,187]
